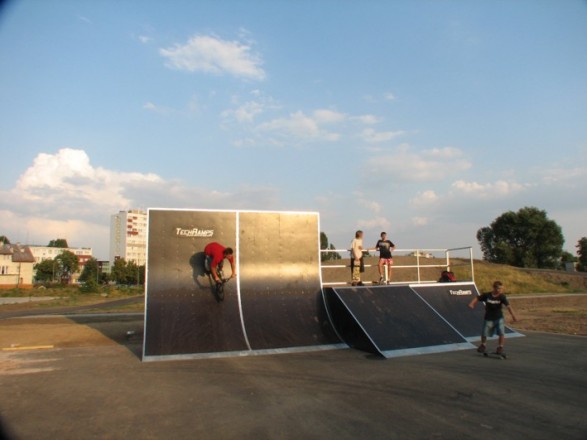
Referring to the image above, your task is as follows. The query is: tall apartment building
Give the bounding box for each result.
[109,209,147,266]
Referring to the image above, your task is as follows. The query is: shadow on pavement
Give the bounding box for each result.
[68,314,144,360]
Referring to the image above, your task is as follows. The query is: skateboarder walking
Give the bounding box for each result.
[468,281,518,355]
[204,242,237,285]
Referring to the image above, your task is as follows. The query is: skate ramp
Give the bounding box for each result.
[411,283,523,341]
[238,212,339,350]
[324,282,523,358]
[143,209,341,361]
[324,285,473,358]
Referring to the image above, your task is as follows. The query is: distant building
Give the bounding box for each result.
[29,246,93,266]
[27,246,93,284]
[0,244,36,289]
[110,209,147,266]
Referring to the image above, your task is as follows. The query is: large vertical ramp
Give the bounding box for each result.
[144,210,248,358]
[324,285,473,358]
[143,209,341,361]
[239,212,340,351]
[411,283,524,341]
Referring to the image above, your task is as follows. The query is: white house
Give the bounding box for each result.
[0,244,36,289]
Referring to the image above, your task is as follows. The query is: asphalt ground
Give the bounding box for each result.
[0,314,586,439]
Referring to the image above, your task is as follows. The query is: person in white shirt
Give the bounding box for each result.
[350,230,364,286]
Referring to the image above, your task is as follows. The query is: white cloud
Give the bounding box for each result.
[426,147,464,159]
[357,216,391,231]
[224,101,394,148]
[353,114,380,125]
[412,216,429,226]
[410,190,439,207]
[312,109,347,124]
[384,92,396,101]
[143,101,173,114]
[0,209,108,251]
[451,179,530,198]
[357,198,383,214]
[541,166,587,185]
[143,95,201,116]
[138,35,152,44]
[365,144,471,183]
[221,93,279,124]
[10,149,162,213]
[0,148,279,258]
[160,34,265,80]
[362,92,397,103]
[361,127,405,143]
[231,101,265,123]
[255,111,340,143]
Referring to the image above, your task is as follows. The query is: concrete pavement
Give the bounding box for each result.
[0,315,585,439]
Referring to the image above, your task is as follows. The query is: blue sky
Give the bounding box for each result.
[1,0,586,260]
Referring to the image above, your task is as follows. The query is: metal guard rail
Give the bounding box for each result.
[320,247,474,285]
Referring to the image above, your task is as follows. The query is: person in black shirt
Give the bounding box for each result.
[468,281,518,354]
[375,232,395,284]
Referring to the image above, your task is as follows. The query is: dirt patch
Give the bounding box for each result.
[0,317,117,349]
[509,295,587,336]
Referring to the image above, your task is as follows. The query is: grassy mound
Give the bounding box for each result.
[322,256,587,294]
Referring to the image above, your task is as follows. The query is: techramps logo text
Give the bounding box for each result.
[175,227,214,238]
[449,289,473,296]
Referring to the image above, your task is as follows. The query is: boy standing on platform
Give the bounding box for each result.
[350,230,364,286]
[375,232,395,284]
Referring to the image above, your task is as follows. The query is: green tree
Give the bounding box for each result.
[55,250,79,283]
[124,261,146,285]
[577,237,587,272]
[48,238,69,248]
[111,258,128,284]
[320,232,342,261]
[0,235,10,245]
[34,259,57,283]
[126,260,139,284]
[79,257,99,283]
[477,206,564,269]
[99,270,111,284]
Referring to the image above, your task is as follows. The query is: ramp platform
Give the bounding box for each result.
[324,285,473,358]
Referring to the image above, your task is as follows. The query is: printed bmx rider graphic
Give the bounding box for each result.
[204,242,237,283]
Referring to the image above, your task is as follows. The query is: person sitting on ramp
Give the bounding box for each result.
[204,242,237,285]
[468,280,518,355]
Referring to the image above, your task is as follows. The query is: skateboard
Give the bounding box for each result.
[482,351,507,360]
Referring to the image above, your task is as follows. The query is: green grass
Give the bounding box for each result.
[1,285,143,299]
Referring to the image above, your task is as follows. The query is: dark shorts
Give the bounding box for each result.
[482,318,505,337]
